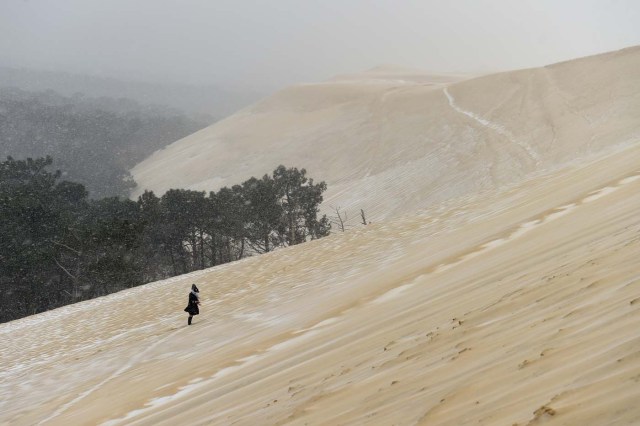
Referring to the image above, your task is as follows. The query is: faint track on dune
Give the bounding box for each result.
[443,87,540,164]
[37,325,183,425]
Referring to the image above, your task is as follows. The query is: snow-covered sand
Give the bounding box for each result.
[2,47,640,425]
[131,46,640,223]
[2,142,640,425]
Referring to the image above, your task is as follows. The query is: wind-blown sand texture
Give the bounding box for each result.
[2,47,640,425]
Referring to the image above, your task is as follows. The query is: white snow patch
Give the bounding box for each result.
[482,238,508,250]
[210,364,244,380]
[443,87,540,163]
[582,186,617,203]
[618,174,640,185]
[510,220,541,239]
[233,312,264,322]
[372,284,415,304]
[543,203,577,222]
[434,263,453,273]
[267,330,321,353]
[308,317,339,330]
[231,311,285,327]
[294,317,340,334]
[102,380,209,426]
[237,354,263,364]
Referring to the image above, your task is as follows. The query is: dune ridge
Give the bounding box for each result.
[131,46,640,223]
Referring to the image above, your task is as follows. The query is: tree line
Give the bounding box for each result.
[0,156,330,323]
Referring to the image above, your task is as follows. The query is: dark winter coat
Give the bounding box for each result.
[184,292,200,315]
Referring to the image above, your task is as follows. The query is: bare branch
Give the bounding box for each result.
[336,207,345,231]
[52,257,77,280]
[50,240,81,255]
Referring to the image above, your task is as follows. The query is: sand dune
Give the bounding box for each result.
[3,47,640,425]
[131,47,640,223]
[3,138,640,425]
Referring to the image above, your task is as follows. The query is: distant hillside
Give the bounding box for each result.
[131,46,640,222]
[0,88,208,198]
[0,66,263,119]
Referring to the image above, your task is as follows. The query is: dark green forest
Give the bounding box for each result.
[0,87,208,198]
[0,157,330,323]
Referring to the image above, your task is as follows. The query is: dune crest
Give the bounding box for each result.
[131,46,640,223]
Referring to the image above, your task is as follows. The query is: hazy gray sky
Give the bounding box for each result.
[1,0,639,90]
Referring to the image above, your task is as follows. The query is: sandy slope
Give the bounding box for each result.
[3,47,640,425]
[2,140,640,425]
[131,47,640,223]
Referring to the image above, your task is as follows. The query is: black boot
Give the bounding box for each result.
[188,316,192,325]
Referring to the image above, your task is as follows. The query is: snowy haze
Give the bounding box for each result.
[1,0,639,91]
[2,22,640,425]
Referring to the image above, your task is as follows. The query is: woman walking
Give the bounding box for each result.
[184,284,200,325]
